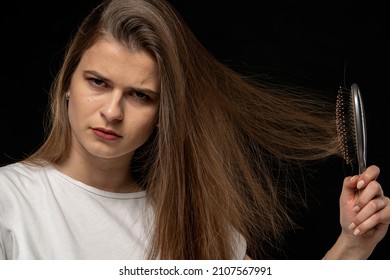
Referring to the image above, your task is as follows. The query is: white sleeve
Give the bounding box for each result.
[232,229,247,259]
[0,220,6,260]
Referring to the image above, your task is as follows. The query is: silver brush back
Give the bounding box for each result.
[336,83,367,174]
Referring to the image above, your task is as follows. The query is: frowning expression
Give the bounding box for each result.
[67,36,159,162]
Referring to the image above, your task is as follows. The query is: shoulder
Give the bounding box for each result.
[0,162,49,183]
[0,162,52,205]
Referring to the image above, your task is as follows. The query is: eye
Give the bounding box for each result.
[131,90,150,101]
[87,77,107,88]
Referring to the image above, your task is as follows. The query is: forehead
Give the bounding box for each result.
[82,36,156,70]
[79,36,160,91]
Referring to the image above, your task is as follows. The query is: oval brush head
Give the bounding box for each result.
[335,83,367,173]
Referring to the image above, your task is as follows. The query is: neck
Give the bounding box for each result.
[55,150,140,193]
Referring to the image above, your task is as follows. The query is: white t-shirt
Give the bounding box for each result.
[0,162,246,259]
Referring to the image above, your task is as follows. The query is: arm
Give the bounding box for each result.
[324,165,390,259]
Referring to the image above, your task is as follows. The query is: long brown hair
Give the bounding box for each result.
[26,0,341,259]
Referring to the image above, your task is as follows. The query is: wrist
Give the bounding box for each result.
[323,233,372,260]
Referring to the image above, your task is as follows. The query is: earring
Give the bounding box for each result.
[65,91,70,100]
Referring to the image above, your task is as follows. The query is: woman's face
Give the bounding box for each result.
[67,37,159,162]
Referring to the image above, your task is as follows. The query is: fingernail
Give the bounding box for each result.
[349,223,356,230]
[357,180,365,189]
[353,205,360,213]
[354,229,360,236]
[350,175,357,181]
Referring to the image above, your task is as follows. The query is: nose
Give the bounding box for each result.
[100,91,124,122]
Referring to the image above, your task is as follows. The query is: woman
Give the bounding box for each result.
[0,0,389,259]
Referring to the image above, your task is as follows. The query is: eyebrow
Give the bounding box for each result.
[83,70,160,96]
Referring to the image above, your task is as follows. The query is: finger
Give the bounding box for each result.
[354,196,387,226]
[353,198,390,236]
[342,175,359,194]
[359,223,388,238]
[353,214,388,236]
[356,165,380,190]
[355,181,383,211]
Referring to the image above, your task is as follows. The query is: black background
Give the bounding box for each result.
[1,1,389,259]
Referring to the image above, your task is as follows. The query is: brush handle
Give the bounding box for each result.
[351,83,367,173]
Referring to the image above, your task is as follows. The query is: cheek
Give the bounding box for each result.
[67,102,77,128]
[131,110,158,140]
[67,97,96,127]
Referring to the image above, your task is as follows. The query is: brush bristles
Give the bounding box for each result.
[336,86,357,165]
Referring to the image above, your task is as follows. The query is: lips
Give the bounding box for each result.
[91,127,122,141]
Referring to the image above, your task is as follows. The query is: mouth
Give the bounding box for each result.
[91,127,122,141]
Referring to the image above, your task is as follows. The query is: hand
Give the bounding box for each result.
[338,165,390,258]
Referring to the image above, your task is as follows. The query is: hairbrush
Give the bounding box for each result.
[336,83,367,174]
